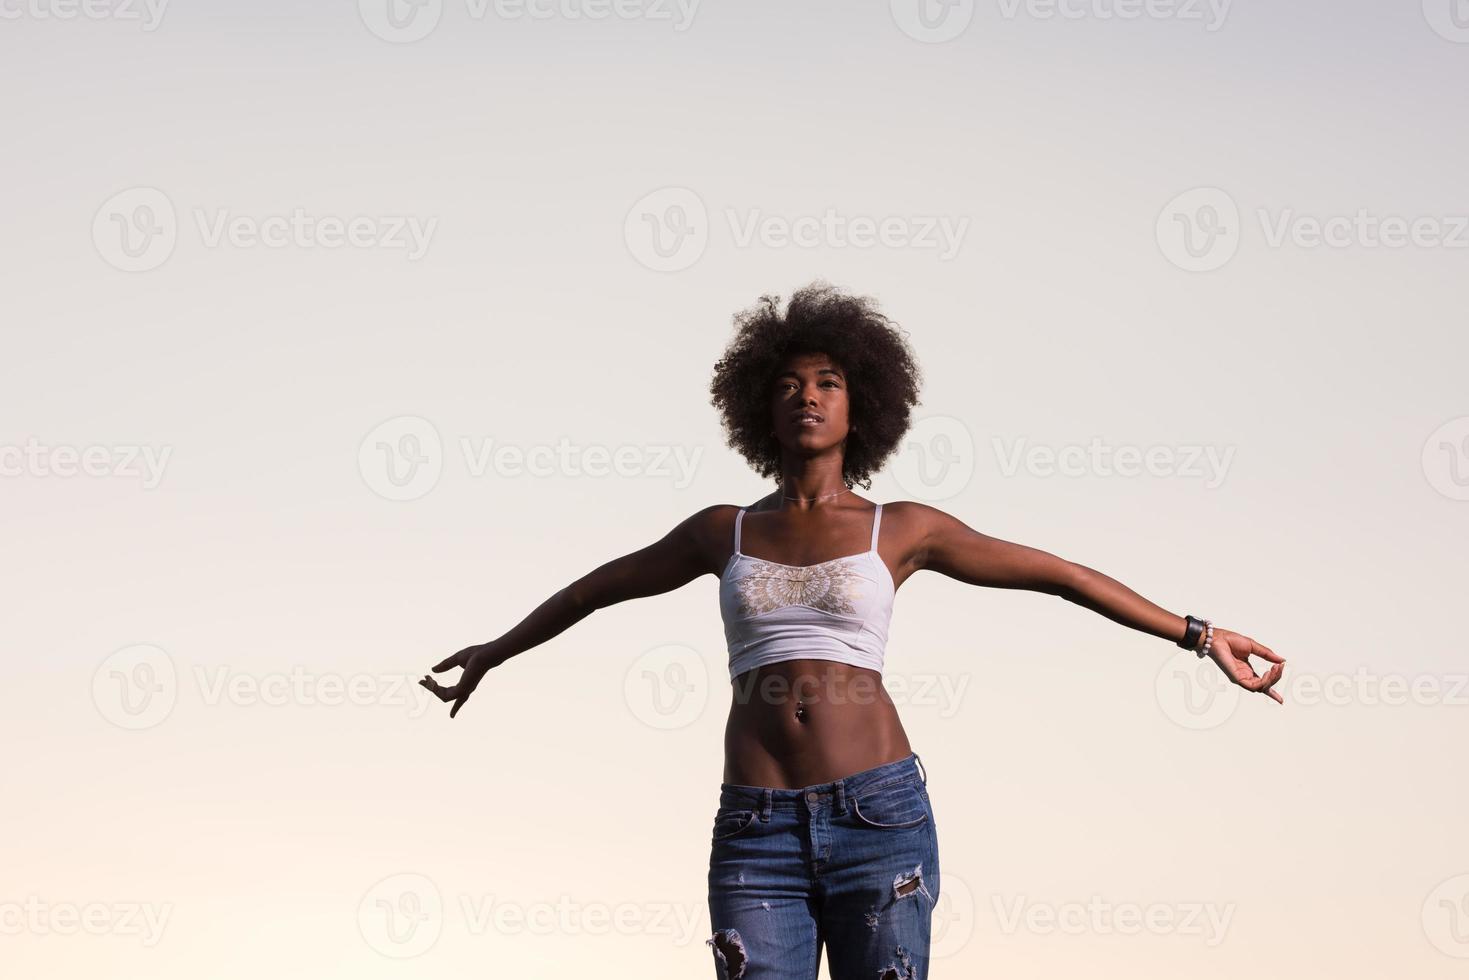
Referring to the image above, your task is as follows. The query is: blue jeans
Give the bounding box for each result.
[706,752,940,979]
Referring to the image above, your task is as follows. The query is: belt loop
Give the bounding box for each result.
[835,778,846,814]
[760,788,772,821]
[914,753,927,785]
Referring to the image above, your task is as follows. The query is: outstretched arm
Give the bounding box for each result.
[915,504,1285,704]
[420,508,715,718]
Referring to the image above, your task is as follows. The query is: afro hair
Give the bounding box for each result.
[709,281,923,490]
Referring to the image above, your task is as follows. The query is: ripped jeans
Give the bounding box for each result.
[706,752,940,980]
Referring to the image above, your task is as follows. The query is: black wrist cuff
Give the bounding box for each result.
[1177,615,1204,650]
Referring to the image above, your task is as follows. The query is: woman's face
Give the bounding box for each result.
[769,352,851,455]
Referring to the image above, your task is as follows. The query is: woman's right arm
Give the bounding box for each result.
[420,505,723,718]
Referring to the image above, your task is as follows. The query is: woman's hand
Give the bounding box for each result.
[1203,628,1285,704]
[420,643,505,719]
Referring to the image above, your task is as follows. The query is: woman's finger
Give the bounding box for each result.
[433,644,484,673]
[431,652,465,672]
[1250,638,1285,665]
[1228,651,1267,690]
[419,676,458,702]
[1241,662,1283,694]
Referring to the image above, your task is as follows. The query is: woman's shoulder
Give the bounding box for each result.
[869,499,969,552]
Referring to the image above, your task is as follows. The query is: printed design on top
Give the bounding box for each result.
[732,557,869,617]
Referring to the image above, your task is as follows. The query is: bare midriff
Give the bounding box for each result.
[722,658,913,789]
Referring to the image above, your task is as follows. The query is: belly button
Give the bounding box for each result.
[794,700,807,722]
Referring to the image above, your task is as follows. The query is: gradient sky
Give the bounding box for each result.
[3,2,1467,977]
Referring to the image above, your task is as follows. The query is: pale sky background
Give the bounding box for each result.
[3,2,1467,978]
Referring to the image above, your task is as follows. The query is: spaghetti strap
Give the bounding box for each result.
[733,508,746,555]
[869,503,883,552]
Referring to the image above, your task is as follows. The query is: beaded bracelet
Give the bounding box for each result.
[1195,619,1215,659]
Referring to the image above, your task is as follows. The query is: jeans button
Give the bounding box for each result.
[806,791,818,802]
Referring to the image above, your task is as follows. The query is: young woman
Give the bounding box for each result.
[419,283,1286,979]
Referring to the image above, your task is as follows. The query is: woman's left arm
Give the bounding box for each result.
[912,503,1285,704]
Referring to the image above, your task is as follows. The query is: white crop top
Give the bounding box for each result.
[718,503,896,681]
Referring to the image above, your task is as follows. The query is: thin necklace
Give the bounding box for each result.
[780,486,852,503]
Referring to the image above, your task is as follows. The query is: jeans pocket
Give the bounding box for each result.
[711,807,758,842]
[848,779,929,829]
